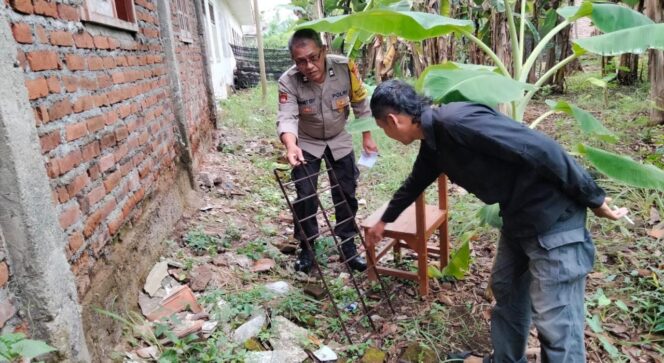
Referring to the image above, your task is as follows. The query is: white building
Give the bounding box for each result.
[201,0,254,99]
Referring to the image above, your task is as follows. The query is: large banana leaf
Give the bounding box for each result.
[420,68,535,107]
[545,100,617,143]
[578,144,664,191]
[589,3,653,33]
[573,24,664,56]
[415,62,499,91]
[558,2,652,32]
[296,9,474,41]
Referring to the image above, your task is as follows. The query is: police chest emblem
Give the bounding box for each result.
[335,99,346,109]
[279,92,288,103]
[328,68,335,77]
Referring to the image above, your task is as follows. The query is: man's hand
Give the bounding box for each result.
[281,132,304,166]
[362,132,378,154]
[285,144,305,166]
[592,197,629,221]
[366,221,385,247]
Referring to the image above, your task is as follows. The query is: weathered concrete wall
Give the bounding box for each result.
[0,11,89,360]
[1,0,217,358]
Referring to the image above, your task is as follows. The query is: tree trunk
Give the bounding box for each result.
[252,0,267,102]
[646,0,664,124]
[491,10,512,76]
[617,0,644,85]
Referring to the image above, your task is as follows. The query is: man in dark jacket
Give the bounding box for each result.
[365,80,627,363]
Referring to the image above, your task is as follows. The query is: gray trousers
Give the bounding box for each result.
[490,222,594,363]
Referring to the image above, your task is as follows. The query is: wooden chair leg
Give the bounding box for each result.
[439,221,449,269]
[417,240,429,296]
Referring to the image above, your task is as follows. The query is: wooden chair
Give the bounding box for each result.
[360,175,449,296]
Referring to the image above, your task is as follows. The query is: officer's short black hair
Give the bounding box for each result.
[370,79,432,124]
[289,29,324,54]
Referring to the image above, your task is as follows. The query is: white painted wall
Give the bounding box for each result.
[202,0,247,99]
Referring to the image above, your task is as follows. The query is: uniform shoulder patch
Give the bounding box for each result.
[279,92,288,104]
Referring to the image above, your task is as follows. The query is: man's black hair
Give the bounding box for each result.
[288,29,324,54]
[370,79,432,123]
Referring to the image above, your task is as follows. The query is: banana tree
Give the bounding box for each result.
[297,1,664,194]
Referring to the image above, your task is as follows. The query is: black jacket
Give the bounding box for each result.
[381,103,606,237]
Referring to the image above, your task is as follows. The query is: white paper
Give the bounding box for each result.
[357,151,378,168]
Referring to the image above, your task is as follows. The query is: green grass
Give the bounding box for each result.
[216,78,663,361]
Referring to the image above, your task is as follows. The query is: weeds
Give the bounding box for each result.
[184,228,227,255]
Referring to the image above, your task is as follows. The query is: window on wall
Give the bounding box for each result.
[208,2,221,62]
[82,0,138,31]
[176,0,193,43]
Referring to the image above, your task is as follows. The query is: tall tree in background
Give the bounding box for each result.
[646,0,664,124]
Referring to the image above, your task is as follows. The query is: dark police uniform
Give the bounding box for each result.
[277,54,371,256]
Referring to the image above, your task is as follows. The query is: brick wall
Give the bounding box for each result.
[170,0,213,168]
[5,0,213,298]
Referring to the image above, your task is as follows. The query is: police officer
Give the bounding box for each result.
[277,29,377,273]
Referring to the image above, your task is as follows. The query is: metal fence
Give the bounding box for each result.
[230,44,293,89]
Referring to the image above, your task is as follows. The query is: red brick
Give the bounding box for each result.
[10,0,33,14]
[98,154,115,173]
[99,198,117,219]
[46,161,59,178]
[68,232,84,253]
[63,76,77,92]
[49,99,73,120]
[65,122,87,141]
[111,72,125,84]
[81,141,100,161]
[25,77,48,100]
[93,36,109,49]
[46,76,61,93]
[94,94,109,107]
[34,25,48,43]
[35,105,49,124]
[49,30,74,46]
[107,213,125,236]
[119,161,133,176]
[67,173,90,198]
[0,262,8,288]
[73,96,94,113]
[96,74,111,89]
[104,111,118,126]
[115,143,128,162]
[83,209,103,237]
[11,23,32,44]
[87,164,100,180]
[64,54,85,71]
[58,149,82,175]
[100,132,116,148]
[59,203,81,229]
[86,184,106,207]
[107,37,119,49]
[56,186,69,203]
[57,3,79,21]
[78,76,97,90]
[33,0,57,17]
[27,51,59,71]
[103,169,122,192]
[40,131,61,153]
[86,115,105,133]
[102,57,115,69]
[115,125,129,141]
[87,56,103,71]
[73,32,94,49]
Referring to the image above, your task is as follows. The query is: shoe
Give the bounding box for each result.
[340,241,367,272]
[446,352,490,363]
[294,247,314,273]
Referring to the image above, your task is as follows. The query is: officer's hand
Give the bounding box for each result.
[286,144,305,167]
[362,133,378,154]
[366,221,385,247]
[592,197,628,221]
